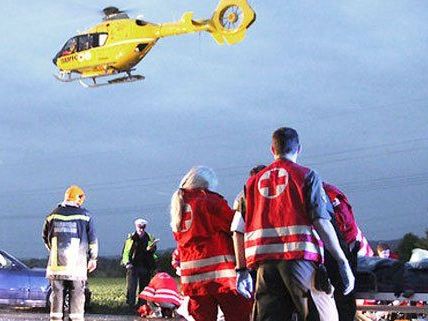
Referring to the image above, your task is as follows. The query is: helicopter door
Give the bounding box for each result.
[90,33,110,63]
[76,34,97,66]
[77,34,95,52]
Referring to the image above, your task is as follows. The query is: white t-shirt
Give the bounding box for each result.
[230,211,245,234]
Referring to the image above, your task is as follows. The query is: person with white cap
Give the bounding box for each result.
[121,217,159,308]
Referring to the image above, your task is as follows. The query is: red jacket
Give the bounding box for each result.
[244,159,323,269]
[323,183,359,244]
[323,183,374,256]
[173,189,237,296]
[139,272,182,306]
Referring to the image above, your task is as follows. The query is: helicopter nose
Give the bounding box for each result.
[52,53,60,66]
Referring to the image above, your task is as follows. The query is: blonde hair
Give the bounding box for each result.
[170,166,218,232]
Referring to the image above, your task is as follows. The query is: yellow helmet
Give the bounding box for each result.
[64,185,86,205]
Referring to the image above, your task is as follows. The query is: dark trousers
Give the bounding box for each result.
[327,250,357,321]
[50,279,86,321]
[255,261,314,321]
[126,266,151,307]
[256,261,338,321]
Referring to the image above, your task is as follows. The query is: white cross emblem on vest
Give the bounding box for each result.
[258,168,288,199]
[180,204,192,232]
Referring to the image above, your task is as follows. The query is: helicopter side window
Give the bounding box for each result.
[75,33,108,52]
[78,35,92,52]
[98,33,108,46]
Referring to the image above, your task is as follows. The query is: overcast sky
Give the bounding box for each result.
[0,0,427,258]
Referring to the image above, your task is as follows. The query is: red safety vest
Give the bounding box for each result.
[323,182,359,244]
[323,183,374,256]
[173,189,237,296]
[244,159,323,269]
[139,272,182,306]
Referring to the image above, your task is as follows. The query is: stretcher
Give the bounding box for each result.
[354,257,428,319]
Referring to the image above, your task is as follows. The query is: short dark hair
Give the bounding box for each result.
[249,165,266,176]
[272,127,300,155]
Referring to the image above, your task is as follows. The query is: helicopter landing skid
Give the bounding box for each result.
[78,73,145,88]
[53,72,81,82]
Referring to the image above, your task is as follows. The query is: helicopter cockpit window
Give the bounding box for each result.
[61,37,78,56]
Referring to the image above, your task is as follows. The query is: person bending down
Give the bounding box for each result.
[138,271,182,318]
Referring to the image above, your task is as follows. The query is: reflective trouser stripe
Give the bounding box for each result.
[69,313,84,320]
[51,237,58,267]
[50,312,63,320]
[181,255,235,269]
[181,268,235,284]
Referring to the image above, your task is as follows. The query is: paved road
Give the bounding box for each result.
[0,310,181,321]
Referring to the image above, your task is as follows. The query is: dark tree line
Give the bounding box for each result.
[23,248,176,278]
[396,230,428,262]
[22,231,428,275]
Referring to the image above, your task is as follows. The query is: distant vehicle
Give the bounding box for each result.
[52,0,256,87]
[0,250,91,309]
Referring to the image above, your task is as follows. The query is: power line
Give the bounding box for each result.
[0,203,169,221]
[1,136,427,197]
[1,170,428,221]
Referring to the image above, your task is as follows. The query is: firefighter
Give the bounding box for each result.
[42,185,98,321]
[170,166,252,321]
[235,127,355,321]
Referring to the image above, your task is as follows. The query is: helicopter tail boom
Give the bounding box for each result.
[156,12,212,38]
[156,0,255,45]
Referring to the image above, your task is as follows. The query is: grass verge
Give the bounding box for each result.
[88,277,132,315]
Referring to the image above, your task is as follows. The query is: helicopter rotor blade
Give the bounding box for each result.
[100,5,141,17]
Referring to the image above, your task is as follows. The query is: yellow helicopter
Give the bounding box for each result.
[53,0,256,88]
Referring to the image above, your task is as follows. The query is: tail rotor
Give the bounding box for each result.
[210,0,256,45]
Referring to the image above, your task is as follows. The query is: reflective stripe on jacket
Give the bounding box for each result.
[42,205,97,280]
[139,272,182,306]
